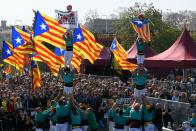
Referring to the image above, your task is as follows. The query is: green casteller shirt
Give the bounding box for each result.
[133,70,147,86]
[71,109,82,125]
[113,113,129,125]
[190,118,196,126]
[108,108,116,120]
[35,108,51,122]
[79,109,87,120]
[142,106,155,121]
[87,111,98,130]
[63,35,74,48]
[130,108,142,120]
[50,110,57,123]
[56,103,71,117]
[123,107,131,116]
[136,39,145,54]
[61,70,74,84]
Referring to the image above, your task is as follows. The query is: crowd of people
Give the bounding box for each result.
[0,69,195,131]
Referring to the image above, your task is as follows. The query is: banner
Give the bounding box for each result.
[55,9,78,29]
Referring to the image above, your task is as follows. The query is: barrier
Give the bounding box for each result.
[146,97,196,126]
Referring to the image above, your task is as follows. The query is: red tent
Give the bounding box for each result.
[83,47,111,65]
[145,30,196,68]
[127,42,157,62]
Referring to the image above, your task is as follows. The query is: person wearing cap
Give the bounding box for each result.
[60,67,74,95]
[55,98,71,131]
[35,107,52,131]
[141,95,155,131]
[129,101,142,131]
[132,65,147,99]
[63,29,74,68]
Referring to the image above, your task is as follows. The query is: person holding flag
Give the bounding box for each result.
[63,29,74,69]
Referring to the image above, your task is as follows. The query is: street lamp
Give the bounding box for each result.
[101,15,108,33]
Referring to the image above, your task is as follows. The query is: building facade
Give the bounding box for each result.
[84,18,118,34]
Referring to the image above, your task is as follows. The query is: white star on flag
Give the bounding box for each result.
[77,34,82,40]
[15,37,22,44]
[112,43,116,49]
[6,49,11,55]
[40,23,47,30]
[60,48,64,54]
[135,21,143,25]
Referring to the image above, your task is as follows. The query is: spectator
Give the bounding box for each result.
[162,104,173,128]
[153,103,163,131]
[180,92,189,103]
[15,97,23,110]
[159,88,172,100]
[172,91,180,102]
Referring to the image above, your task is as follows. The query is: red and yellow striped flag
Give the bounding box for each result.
[33,11,66,49]
[6,41,25,71]
[111,38,137,72]
[33,40,63,76]
[12,27,35,54]
[31,60,41,90]
[73,25,103,64]
[71,48,84,72]
[131,19,151,42]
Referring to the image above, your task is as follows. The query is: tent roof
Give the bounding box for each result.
[145,30,196,68]
[83,47,111,65]
[127,42,157,59]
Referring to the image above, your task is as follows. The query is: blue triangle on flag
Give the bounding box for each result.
[54,47,65,56]
[73,24,84,42]
[2,41,13,59]
[31,60,37,69]
[110,38,118,50]
[34,11,49,37]
[12,27,25,48]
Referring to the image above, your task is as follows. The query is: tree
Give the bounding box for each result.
[163,10,196,28]
[84,9,99,22]
[163,12,186,27]
[112,2,181,52]
[190,32,196,41]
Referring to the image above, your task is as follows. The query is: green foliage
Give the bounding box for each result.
[112,2,182,52]
[190,32,196,41]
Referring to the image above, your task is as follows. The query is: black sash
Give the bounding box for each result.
[129,119,141,128]
[66,46,73,51]
[114,123,124,129]
[57,116,69,124]
[36,121,45,129]
[137,50,144,55]
[135,84,145,90]
[64,83,73,87]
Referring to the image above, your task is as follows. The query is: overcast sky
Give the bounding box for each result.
[0,0,195,25]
